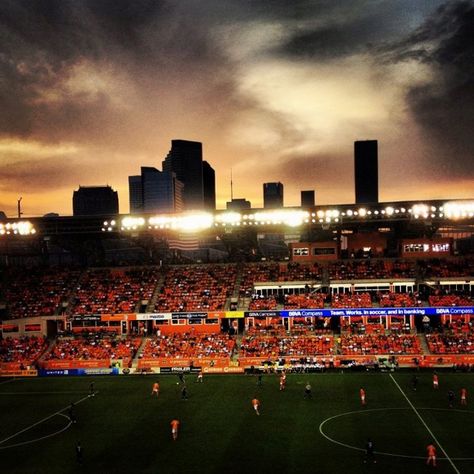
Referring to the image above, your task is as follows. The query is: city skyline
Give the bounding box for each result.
[0,0,473,216]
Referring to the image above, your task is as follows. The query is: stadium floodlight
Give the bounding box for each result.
[346,210,353,217]
[358,208,367,217]
[251,210,309,227]
[121,216,145,230]
[317,210,325,218]
[444,201,474,219]
[411,204,429,219]
[385,206,394,216]
[0,221,36,236]
[172,213,214,232]
[215,212,242,225]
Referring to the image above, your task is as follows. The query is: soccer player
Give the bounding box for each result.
[411,374,418,391]
[461,387,467,406]
[151,381,159,397]
[426,443,436,467]
[360,388,366,406]
[433,373,439,389]
[304,382,312,399]
[170,419,180,441]
[76,441,83,465]
[181,385,188,400]
[364,438,376,464]
[279,374,286,391]
[197,370,203,383]
[89,381,95,397]
[257,373,263,386]
[68,402,77,424]
[448,389,455,408]
[252,397,260,415]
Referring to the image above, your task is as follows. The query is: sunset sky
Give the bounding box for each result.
[0,0,473,216]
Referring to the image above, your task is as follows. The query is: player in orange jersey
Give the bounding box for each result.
[252,397,260,415]
[433,373,439,389]
[360,388,366,405]
[170,419,180,440]
[426,443,436,467]
[151,381,159,397]
[279,374,286,391]
[461,387,467,406]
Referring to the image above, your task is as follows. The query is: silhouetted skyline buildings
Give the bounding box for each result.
[263,182,284,209]
[162,140,215,211]
[85,138,382,217]
[72,185,118,216]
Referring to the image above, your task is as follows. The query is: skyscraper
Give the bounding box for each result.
[301,190,315,207]
[202,161,216,211]
[263,182,284,209]
[354,140,378,204]
[162,140,205,210]
[128,175,143,214]
[128,167,184,214]
[73,185,119,216]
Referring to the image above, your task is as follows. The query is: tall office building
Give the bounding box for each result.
[128,175,143,214]
[354,140,378,204]
[73,185,119,216]
[301,190,315,207]
[263,182,284,209]
[202,161,216,211]
[128,167,184,214]
[162,139,205,210]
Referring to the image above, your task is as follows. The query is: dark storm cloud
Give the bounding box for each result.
[271,0,444,60]
[0,0,226,140]
[381,0,474,177]
[0,157,83,192]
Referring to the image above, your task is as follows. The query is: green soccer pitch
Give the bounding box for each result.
[0,372,473,474]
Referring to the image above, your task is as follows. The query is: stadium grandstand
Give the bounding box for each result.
[1,199,474,376]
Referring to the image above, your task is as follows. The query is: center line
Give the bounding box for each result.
[389,373,460,474]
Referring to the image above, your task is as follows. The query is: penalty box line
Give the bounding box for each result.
[0,391,99,447]
[389,374,460,474]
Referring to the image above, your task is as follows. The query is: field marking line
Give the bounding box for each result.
[0,391,90,395]
[319,407,474,461]
[0,378,16,386]
[389,374,461,474]
[0,414,72,450]
[0,391,98,447]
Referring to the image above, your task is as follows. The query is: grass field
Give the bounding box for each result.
[1,371,473,474]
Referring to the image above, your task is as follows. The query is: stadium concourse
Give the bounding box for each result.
[1,258,474,376]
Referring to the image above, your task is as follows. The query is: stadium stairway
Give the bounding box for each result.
[232,334,243,362]
[131,337,148,368]
[36,338,58,364]
[145,273,166,313]
[61,269,87,315]
[417,333,431,355]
